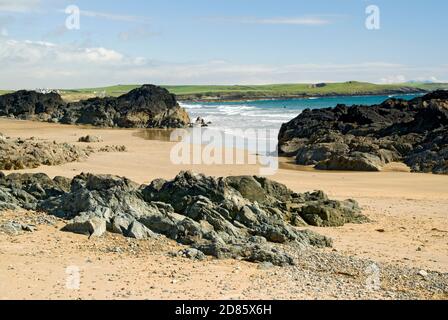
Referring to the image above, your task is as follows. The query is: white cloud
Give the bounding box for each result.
[408,76,440,83]
[1,39,144,64]
[380,75,407,84]
[240,17,331,26]
[118,26,158,41]
[208,15,336,26]
[79,10,150,24]
[0,0,40,13]
[0,38,446,89]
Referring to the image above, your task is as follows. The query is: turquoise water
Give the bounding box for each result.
[181,94,422,131]
[179,94,422,153]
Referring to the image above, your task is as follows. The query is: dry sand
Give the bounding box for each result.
[0,118,447,299]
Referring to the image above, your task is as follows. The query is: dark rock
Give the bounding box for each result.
[0,221,37,235]
[315,152,384,172]
[296,143,349,165]
[125,220,158,239]
[193,117,208,127]
[39,173,155,219]
[278,91,448,174]
[78,135,102,143]
[62,215,107,237]
[299,199,367,227]
[177,248,206,260]
[0,171,368,266]
[0,173,71,210]
[0,90,64,120]
[0,85,191,129]
[108,215,133,235]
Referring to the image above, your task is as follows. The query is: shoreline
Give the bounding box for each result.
[0,117,437,177]
[0,117,439,177]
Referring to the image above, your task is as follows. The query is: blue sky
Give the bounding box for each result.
[0,0,447,88]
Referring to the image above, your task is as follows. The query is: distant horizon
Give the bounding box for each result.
[2,80,448,92]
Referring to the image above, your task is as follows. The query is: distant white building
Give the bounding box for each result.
[94,90,107,98]
[35,88,60,94]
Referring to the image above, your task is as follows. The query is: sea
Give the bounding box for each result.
[178,94,423,155]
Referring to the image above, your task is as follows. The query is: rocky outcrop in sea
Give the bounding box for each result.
[0,85,191,128]
[0,171,368,266]
[278,91,448,174]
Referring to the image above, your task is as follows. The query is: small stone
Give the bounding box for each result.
[22,224,37,232]
[178,248,206,261]
[78,135,102,143]
[418,270,428,278]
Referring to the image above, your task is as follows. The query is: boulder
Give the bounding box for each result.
[296,143,349,165]
[62,215,107,237]
[177,248,206,261]
[278,91,448,174]
[126,220,157,239]
[300,199,366,227]
[316,152,384,172]
[108,215,133,235]
[0,221,37,235]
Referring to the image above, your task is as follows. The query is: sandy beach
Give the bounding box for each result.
[0,118,447,300]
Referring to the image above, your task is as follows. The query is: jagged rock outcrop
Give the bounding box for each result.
[0,85,190,128]
[0,135,93,170]
[0,134,129,171]
[0,90,64,121]
[0,171,368,266]
[0,172,70,211]
[278,91,448,174]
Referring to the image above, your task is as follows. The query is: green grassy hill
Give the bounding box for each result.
[65,81,447,101]
[2,82,448,101]
[401,82,448,91]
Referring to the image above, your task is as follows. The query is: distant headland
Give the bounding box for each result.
[2,81,448,102]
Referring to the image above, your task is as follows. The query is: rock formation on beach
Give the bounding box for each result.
[0,171,367,266]
[0,85,191,128]
[279,90,448,174]
[0,134,93,170]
